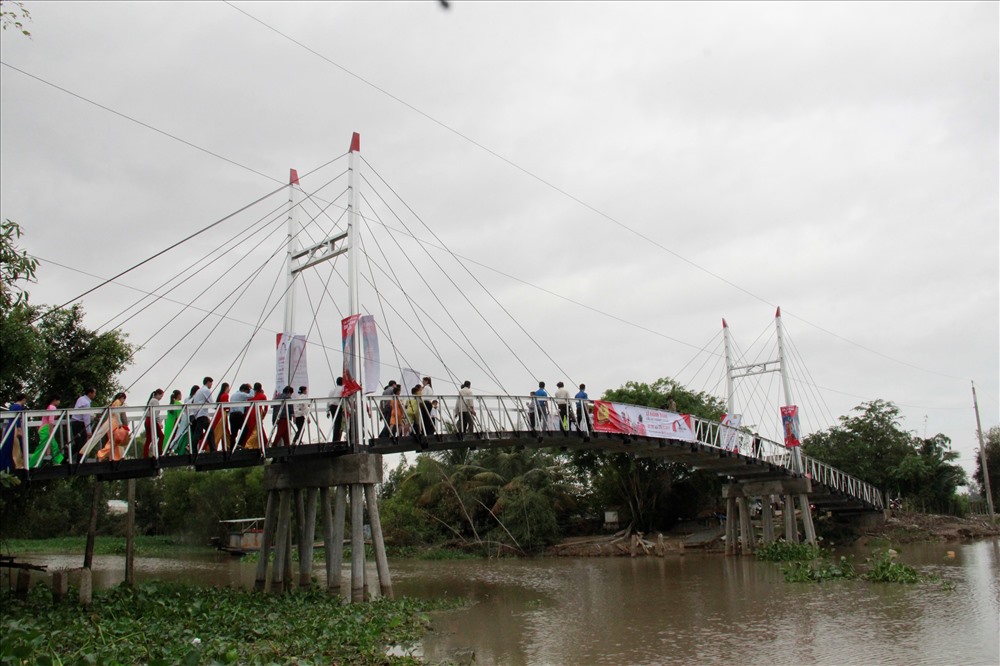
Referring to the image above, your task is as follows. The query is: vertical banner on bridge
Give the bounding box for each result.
[275,333,308,391]
[592,401,695,441]
[359,315,380,392]
[780,405,801,447]
[341,315,362,397]
[720,413,742,451]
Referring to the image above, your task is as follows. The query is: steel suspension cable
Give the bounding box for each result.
[351,197,463,389]
[361,161,567,387]
[357,195,501,390]
[357,220,504,391]
[97,198,291,333]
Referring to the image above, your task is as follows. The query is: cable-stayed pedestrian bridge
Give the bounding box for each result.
[2,135,885,595]
[5,393,884,516]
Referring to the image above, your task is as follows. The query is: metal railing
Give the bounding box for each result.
[1,394,883,509]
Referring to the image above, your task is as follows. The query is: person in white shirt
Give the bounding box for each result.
[228,383,252,440]
[554,381,572,432]
[70,388,97,460]
[190,377,214,450]
[327,377,344,442]
[454,380,476,434]
[293,386,309,444]
[430,400,441,432]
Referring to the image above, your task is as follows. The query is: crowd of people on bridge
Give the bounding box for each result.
[526,381,592,432]
[1,375,598,471]
[0,377,279,470]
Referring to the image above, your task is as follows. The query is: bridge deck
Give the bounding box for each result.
[2,394,884,512]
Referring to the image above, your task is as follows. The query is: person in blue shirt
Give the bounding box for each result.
[1,394,27,471]
[534,382,549,429]
[575,384,591,432]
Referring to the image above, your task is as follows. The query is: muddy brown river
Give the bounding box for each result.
[19,540,1000,665]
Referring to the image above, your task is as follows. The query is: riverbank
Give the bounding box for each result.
[2,535,217,558]
[545,511,1000,557]
[856,510,999,546]
[1,581,463,665]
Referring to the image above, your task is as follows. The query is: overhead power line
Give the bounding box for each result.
[221,2,972,384]
[0,61,281,184]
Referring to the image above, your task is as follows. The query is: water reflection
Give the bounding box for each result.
[18,540,1000,665]
[398,542,1000,666]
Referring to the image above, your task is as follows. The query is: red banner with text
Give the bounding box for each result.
[592,401,695,441]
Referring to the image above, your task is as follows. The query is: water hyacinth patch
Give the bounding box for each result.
[1,582,464,665]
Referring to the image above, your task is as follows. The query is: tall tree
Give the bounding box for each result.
[0,220,37,313]
[974,426,1000,508]
[0,223,134,405]
[802,400,914,492]
[804,400,967,513]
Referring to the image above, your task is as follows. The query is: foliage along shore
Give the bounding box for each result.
[1,581,463,665]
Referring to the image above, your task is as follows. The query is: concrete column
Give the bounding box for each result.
[283,521,294,592]
[364,483,393,599]
[737,496,755,555]
[84,481,100,570]
[79,568,93,607]
[272,490,292,594]
[350,483,365,602]
[761,495,776,544]
[798,494,817,545]
[331,486,347,595]
[784,495,798,543]
[295,489,306,554]
[725,495,738,556]
[299,488,318,587]
[255,490,277,592]
[52,570,68,603]
[125,478,136,587]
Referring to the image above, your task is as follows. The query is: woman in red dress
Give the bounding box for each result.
[240,382,269,449]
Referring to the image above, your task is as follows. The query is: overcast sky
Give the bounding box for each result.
[2,2,997,481]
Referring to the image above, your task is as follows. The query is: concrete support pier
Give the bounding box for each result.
[723,477,815,554]
[254,454,392,601]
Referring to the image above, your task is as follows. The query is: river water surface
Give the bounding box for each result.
[21,540,1000,665]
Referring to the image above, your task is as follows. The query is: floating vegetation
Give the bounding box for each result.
[782,556,856,582]
[770,546,922,585]
[860,549,920,584]
[1,582,464,665]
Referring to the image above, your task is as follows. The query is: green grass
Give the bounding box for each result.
[1,582,465,665]
[2,535,216,558]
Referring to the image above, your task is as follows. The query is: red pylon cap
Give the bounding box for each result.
[289,168,299,185]
[350,132,360,153]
